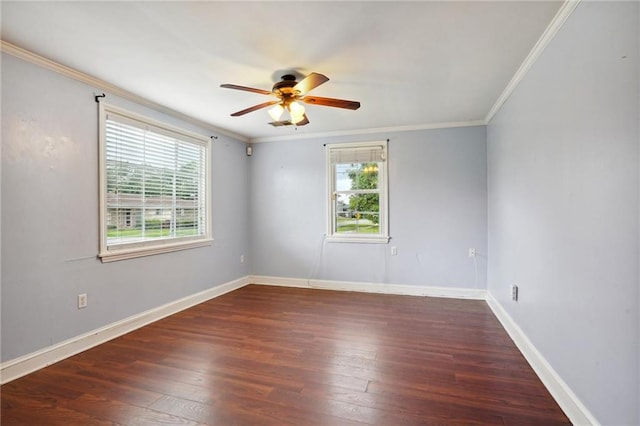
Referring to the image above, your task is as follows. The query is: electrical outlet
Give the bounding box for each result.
[78,293,88,309]
[240,254,245,263]
[511,285,518,301]
[468,248,476,257]
[391,246,398,256]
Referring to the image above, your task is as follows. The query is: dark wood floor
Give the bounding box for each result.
[1,284,571,425]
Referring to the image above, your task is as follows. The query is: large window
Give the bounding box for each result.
[99,103,211,262]
[326,140,389,243]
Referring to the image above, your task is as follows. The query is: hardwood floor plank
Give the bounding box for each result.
[299,381,506,425]
[1,285,571,425]
[28,364,163,407]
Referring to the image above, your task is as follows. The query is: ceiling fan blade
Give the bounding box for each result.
[296,114,310,126]
[269,120,292,127]
[231,101,279,117]
[293,72,329,96]
[220,84,272,96]
[269,115,310,127]
[302,96,361,110]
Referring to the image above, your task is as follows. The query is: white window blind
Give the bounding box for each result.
[329,145,385,164]
[99,104,211,261]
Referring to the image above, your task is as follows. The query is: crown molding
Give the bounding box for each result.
[484,0,581,124]
[0,40,249,143]
[250,119,486,143]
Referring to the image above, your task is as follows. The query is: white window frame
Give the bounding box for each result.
[98,103,212,262]
[326,140,389,244]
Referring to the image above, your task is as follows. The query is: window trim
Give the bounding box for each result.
[98,102,212,262]
[325,140,390,244]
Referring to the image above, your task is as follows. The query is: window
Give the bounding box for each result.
[326,140,389,243]
[99,103,212,262]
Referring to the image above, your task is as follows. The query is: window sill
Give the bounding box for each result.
[326,235,390,244]
[99,238,213,262]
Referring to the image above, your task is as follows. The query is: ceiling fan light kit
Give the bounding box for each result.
[267,103,285,121]
[221,72,360,127]
[288,101,306,124]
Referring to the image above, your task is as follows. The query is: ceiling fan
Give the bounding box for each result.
[220,72,360,127]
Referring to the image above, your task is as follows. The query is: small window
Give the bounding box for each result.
[326,140,389,243]
[99,103,212,262]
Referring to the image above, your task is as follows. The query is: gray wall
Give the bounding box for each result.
[1,53,251,362]
[250,127,487,289]
[487,2,639,424]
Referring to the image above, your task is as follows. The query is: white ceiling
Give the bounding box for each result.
[1,1,563,142]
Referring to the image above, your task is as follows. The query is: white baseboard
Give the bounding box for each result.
[0,276,251,385]
[249,275,311,289]
[249,275,487,300]
[485,293,599,426]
